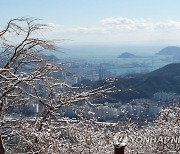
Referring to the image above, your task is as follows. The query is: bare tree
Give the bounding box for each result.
[0,17,60,153]
[1,18,179,154]
[0,18,112,153]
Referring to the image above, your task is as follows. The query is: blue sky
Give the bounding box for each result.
[1,0,180,45]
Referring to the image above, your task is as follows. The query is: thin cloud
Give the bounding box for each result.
[101,17,180,32]
[45,17,180,44]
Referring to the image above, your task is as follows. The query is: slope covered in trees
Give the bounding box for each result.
[83,63,180,102]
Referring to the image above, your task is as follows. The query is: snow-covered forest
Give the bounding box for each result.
[0,18,179,154]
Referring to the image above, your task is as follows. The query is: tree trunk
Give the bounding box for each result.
[0,135,5,154]
[114,146,125,154]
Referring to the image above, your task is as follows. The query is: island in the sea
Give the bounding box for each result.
[156,46,180,56]
[118,52,139,58]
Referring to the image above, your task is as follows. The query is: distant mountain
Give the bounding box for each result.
[134,63,180,98]
[156,46,180,56]
[41,54,61,65]
[145,63,180,77]
[118,52,138,58]
[83,63,180,102]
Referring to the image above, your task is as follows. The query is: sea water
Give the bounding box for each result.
[51,44,178,76]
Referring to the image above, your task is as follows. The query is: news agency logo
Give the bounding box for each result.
[114,131,128,147]
[114,131,180,148]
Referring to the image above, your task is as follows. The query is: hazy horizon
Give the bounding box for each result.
[54,44,165,59]
[1,0,180,47]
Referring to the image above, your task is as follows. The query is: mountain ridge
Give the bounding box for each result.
[118,52,139,58]
[83,63,180,102]
[156,46,180,56]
